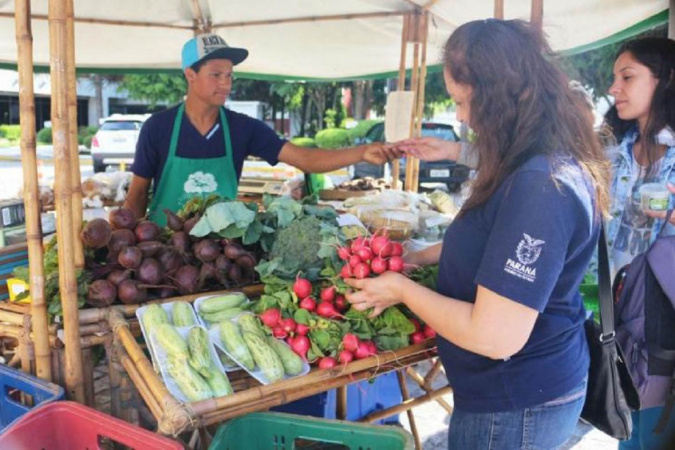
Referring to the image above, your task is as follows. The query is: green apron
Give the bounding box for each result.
[148,103,238,226]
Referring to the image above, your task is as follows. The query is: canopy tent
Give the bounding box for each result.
[0,0,669,80]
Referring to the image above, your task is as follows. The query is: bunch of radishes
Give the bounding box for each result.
[409,317,437,344]
[316,333,378,369]
[258,307,312,359]
[293,276,346,320]
[337,233,405,279]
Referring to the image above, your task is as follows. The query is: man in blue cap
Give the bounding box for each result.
[124,33,398,224]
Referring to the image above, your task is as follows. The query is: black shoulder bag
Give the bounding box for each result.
[580,222,640,440]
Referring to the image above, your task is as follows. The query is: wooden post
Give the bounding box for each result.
[66,0,84,270]
[530,0,543,31]
[405,12,423,192]
[397,370,422,450]
[48,0,85,403]
[15,0,52,382]
[669,0,674,40]
[494,0,505,19]
[392,14,409,190]
[411,13,429,192]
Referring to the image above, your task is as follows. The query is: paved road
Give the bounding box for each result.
[0,145,93,200]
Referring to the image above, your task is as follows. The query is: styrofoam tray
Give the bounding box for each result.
[149,324,227,403]
[193,292,251,328]
[136,301,200,372]
[208,316,310,385]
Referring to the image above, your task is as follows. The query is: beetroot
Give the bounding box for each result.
[87,280,117,307]
[173,265,199,295]
[163,209,184,231]
[198,262,218,287]
[169,232,190,253]
[156,286,176,299]
[223,243,245,260]
[158,248,183,273]
[193,239,220,263]
[136,258,163,285]
[117,279,148,304]
[183,215,200,234]
[214,255,232,272]
[235,253,256,271]
[118,246,143,269]
[106,269,133,286]
[81,218,112,249]
[109,208,136,230]
[137,240,164,258]
[134,220,161,243]
[227,264,242,284]
[108,229,136,254]
[293,277,312,299]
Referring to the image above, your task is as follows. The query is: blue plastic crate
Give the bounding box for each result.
[0,364,65,432]
[272,372,402,425]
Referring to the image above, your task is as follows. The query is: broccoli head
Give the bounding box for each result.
[269,216,324,276]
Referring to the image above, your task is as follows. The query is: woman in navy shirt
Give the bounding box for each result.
[346,20,610,449]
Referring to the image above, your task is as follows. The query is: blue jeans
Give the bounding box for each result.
[448,377,587,450]
[619,406,675,450]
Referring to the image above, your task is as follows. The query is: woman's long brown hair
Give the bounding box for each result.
[445,20,610,216]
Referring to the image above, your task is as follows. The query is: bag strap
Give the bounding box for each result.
[597,221,615,341]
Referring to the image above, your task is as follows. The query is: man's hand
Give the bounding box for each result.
[395,137,460,162]
[643,182,675,225]
[361,143,402,165]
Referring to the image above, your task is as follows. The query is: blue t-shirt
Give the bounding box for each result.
[131,104,286,189]
[436,154,595,413]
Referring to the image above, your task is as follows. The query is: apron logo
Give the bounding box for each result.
[184,171,218,194]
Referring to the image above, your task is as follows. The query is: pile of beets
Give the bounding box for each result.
[82,208,257,307]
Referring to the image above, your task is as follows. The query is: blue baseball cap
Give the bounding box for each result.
[181,33,248,71]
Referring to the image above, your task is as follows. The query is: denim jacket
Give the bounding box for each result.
[607,127,675,252]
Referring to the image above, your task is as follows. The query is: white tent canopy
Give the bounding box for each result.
[0,0,669,79]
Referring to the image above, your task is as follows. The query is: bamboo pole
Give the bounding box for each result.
[405,366,453,414]
[14,0,52,382]
[392,14,409,190]
[411,13,429,193]
[0,12,193,30]
[424,359,444,390]
[107,341,122,418]
[48,0,85,403]
[530,0,543,31]
[398,370,422,450]
[494,0,505,19]
[405,15,421,192]
[66,0,83,270]
[336,386,347,420]
[360,385,454,424]
[0,310,27,327]
[215,10,407,28]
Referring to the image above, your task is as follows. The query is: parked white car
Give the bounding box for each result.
[91,114,150,173]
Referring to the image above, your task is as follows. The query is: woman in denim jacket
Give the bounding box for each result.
[605,37,675,450]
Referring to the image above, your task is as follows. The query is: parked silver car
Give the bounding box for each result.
[91,114,149,173]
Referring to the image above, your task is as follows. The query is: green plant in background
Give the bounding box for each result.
[0,125,21,141]
[36,127,52,144]
[84,135,94,149]
[290,137,316,148]
[314,128,351,149]
[347,119,381,143]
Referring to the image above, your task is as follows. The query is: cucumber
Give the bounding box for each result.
[199,293,247,314]
[244,332,284,383]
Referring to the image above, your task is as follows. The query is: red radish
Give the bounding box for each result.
[423,325,437,339]
[387,256,404,273]
[337,246,352,261]
[354,342,372,359]
[339,350,354,364]
[390,242,404,257]
[355,247,374,262]
[370,257,388,274]
[340,264,354,278]
[342,333,360,353]
[280,317,297,334]
[351,236,368,253]
[409,318,422,332]
[299,296,317,312]
[293,276,313,299]
[348,254,363,267]
[316,302,340,319]
[353,262,371,279]
[365,340,377,355]
[259,308,281,328]
[370,236,392,257]
[411,331,425,344]
[320,286,336,303]
[272,327,287,339]
[289,335,310,359]
[334,295,348,312]
[295,323,310,336]
[318,357,337,369]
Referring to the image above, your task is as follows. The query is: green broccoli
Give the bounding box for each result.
[269,215,324,276]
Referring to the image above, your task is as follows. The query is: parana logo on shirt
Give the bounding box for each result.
[504,233,545,282]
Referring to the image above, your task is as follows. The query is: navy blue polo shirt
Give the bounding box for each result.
[437,154,595,413]
[131,104,286,189]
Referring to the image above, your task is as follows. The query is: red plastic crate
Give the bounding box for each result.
[0,401,182,449]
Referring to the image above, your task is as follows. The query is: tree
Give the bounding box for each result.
[117,73,187,106]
